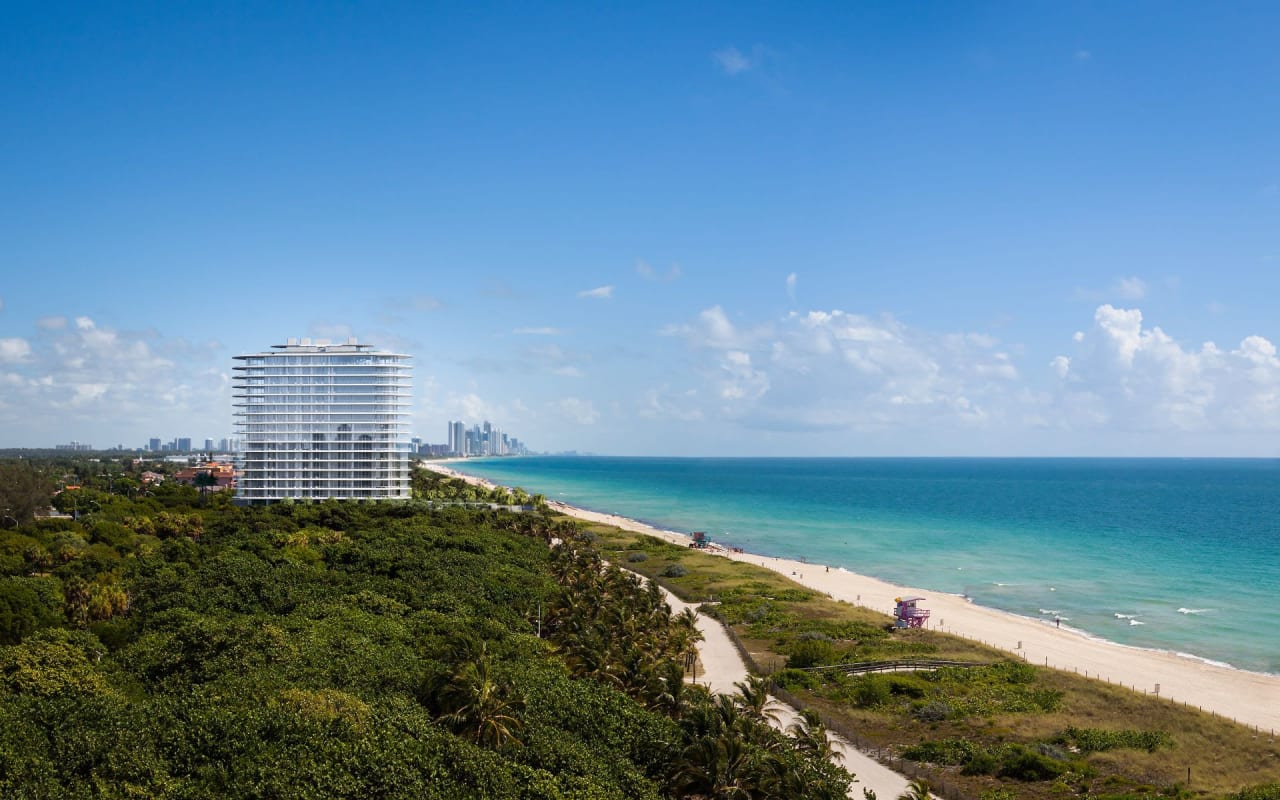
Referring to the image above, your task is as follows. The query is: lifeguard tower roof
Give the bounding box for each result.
[898,596,926,602]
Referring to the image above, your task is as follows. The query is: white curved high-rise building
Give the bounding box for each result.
[232,338,412,505]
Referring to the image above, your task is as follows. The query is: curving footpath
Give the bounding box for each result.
[659,586,914,800]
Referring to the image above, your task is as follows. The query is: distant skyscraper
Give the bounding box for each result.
[177,437,192,451]
[149,437,161,452]
[204,438,215,452]
[232,338,412,505]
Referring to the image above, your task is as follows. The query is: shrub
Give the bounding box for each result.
[626,552,649,563]
[901,738,981,766]
[787,638,836,669]
[1057,727,1174,754]
[772,668,820,691]
[997,744,1067,782]
[1231,785,1280,800]
[962,750,999,776]
[660,564,688,578]
[911,700,954,722]
[852,675,892,708]
[798,630,833,642]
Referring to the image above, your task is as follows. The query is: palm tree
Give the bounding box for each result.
[898,777,932,800]
[434,654,525,748]
[734,675,781,727]
[788,708,842,762]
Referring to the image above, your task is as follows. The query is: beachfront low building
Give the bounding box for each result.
[232,338,413,505]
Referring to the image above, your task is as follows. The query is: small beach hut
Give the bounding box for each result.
[894,596,931,629]
[690,531,709,549]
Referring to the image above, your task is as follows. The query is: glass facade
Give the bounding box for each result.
[232,340,412,505]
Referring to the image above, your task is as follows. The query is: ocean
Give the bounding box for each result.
[446,457,1280,675]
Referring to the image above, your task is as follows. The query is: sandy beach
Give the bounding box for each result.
[425,462,1280,734]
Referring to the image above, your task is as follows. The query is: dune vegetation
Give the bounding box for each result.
[588,524,1280,800]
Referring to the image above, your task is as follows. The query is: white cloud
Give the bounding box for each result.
[553,366,584,378]
[663,304,1018,432]
[513,326,565,336]
[712,46,753,75]
[0,317,229,445]
[785,273,797,302]
[639,386,704,421]
[718,350,770,400]
[1074,276,1150,303]
[577,285,614,300]
[556,397,599,425]
[1116,276,1147,300]
[0,338,32,363]
[662,305,771,350]
[636,259,682,282]
[1050,304,1280,433]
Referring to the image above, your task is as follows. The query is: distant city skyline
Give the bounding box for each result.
[2,4,1279,456]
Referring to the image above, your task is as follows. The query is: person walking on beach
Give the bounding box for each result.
[1055,616,1061,628]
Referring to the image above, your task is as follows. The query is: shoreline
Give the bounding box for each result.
[423,462,1280,733]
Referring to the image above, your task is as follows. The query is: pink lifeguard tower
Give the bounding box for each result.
[894,596,931,629]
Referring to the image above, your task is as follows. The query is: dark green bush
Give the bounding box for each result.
[1057,726,1173,754]
[787,638,836,669]
[660,564,688,578]
[997,744,1067,781]
[852,675,892,708]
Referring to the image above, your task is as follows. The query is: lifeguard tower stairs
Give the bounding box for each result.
[894,596,931,629]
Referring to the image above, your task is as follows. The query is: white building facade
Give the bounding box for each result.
[232,338,412,505]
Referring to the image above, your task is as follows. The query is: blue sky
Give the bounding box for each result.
[1,2,1278,455]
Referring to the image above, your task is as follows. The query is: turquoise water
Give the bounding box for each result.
[447,457,1280,675]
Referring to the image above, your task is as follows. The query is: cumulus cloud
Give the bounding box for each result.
[1050,304,1280,433]
[661,305,771,350]
[0,338,32,363]
[577,285,614,300]
[0,316,230,445]
[662,305,1017,432]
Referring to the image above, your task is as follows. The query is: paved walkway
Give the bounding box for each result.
[660,588,913,800]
